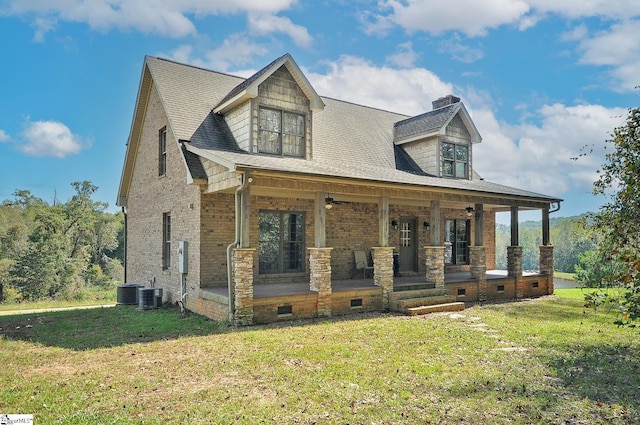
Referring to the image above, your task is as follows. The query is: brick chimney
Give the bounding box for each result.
[432,95,461,110]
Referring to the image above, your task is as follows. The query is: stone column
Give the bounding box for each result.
[425,246,445,288]
[507,246,523,298]
[233,248,255,326]
[470,246,487,301]
[309,247,333,317]
[540,245,555,295]
[372,247,394,309]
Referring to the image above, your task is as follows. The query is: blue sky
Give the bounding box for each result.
[1,1,638,221]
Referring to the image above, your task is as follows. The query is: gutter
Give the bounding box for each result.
[226,171,252,321]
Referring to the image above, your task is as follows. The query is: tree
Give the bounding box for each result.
[3,182,124,301]
[585,106,640,325]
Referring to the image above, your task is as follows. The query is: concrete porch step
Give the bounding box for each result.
[406,302,465,316]
[391,294,457,311]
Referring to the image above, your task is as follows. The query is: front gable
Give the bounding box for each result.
[214,54,324,161]
[393,97,482,179]
[214,53,325,115]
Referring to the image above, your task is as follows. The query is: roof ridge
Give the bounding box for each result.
[150,55,246,81]
[320,95,411,118]
[394,103,459,127]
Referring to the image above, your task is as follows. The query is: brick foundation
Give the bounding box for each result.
[309,247,333,317]
[233,248,255,326]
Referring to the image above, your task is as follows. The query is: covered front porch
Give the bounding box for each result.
[205,173,558,325]
[202,261,553,324]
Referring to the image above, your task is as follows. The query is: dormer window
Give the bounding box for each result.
[258,107,305,157]
[442,142,468,178]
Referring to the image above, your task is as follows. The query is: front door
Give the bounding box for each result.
[399,218,417,273]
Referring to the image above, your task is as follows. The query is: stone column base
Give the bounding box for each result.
[372,247,394,309]
[233,248,255,326]
[309,247,333,317]
[425,246,445,288]
[470,246,487,301]
[540,245,554,295]
[507,246,524,298]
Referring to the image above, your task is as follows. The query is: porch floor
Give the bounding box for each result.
[201,270,525,299]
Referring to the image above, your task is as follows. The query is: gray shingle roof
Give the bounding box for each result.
[145,55,561,204]
[394,103,459,142]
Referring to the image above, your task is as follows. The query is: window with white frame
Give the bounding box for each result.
[159,127,167,176]
[162,213,171,269]
[258,107,305,157]
[442,142,468,178]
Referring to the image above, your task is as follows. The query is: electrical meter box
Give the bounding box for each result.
[178,241,188,274]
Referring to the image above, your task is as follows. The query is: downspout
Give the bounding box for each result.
[121,206,127,282]
[226,170,252,321]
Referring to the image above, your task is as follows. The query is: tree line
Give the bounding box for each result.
[0,181,124,302]
[495,214,596,273]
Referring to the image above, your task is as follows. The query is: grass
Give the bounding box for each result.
[1,289,639,424]
[554,271,576,280]
[0,286,116,312]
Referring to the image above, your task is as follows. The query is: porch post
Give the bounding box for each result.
[542,207,550,247]
[239,186,251,248]
[314,192,327,248]
[425,246,445,288]
[232,248,255,326]
[469,246,487,301]
[309,247,333,317]
[474,203,484,246]
[540,245,554,295]
[510,206,519,246]
[372,247,394,309]
[430,200,441,246]
[508,206,523,298]
[379,196,390,247]
[507,246,524,298]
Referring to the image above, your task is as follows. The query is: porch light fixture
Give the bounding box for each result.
[391,220,398,230]
[465,206,475,217]
[423,221,430,231]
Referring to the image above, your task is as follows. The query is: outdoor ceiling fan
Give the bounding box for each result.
[324,194,349,209]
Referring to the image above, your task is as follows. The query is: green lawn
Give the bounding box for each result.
[1,289,638,424]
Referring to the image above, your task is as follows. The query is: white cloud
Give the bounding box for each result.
[304,56,628,199]
[306,55,454,116]
[164,36,269,72]
[574,19,640,92]
[473,102,628,195]
[438,36,484,63]
[385,42,419,68]
[369,0,530,37]
[527,0,640,20]
[368,0,640,37]
[3,0,300,39]
[560,24,588,42]
[248,13,313,47]
[0,130,9,142]
[18,120,89,158]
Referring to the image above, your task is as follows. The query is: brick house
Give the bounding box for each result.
[117,54,562,325]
